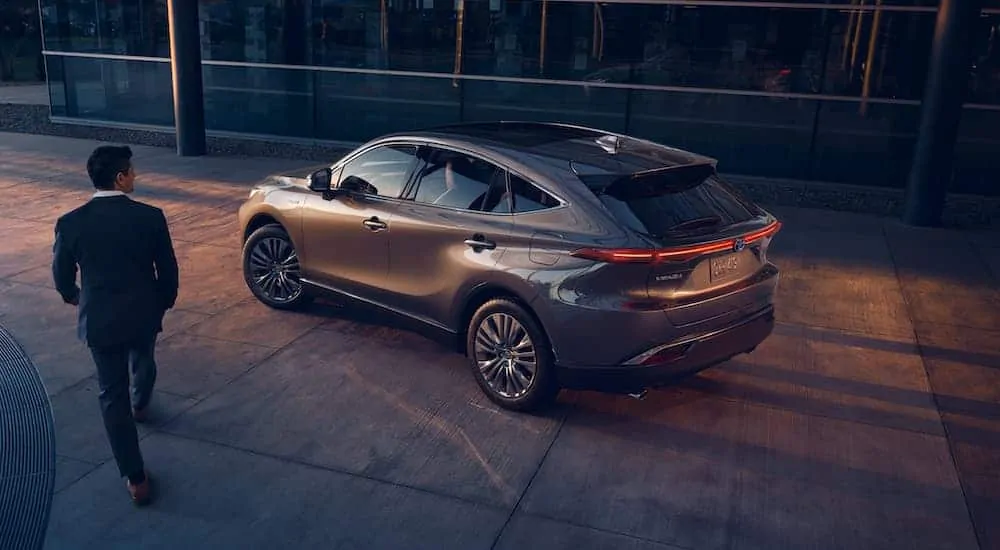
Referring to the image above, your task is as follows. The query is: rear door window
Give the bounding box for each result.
[411,148,505,212]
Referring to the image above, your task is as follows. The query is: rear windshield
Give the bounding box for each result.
[582,171,759,238]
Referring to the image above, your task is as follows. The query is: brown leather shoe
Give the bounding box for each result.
[126,471,152,506]
[132,407,148,424]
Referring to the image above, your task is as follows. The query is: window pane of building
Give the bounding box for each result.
[203,65,316,137]
[36,0,999,196]
[970,13,1000,105]
[315,72,460,141]
[458,1,937,100]
[47,56,173,125]
[628,90,816,180]
[40,0,169,56]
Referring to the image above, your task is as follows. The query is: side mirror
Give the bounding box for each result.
[308,168,332,192]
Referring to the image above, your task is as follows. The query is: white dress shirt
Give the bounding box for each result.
[92,190,126,199]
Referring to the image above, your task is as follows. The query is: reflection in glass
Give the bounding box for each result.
[463,79,627,132]
[456,1,936,100]
[309,0,458,71]
[339,144,419,199]
[40,0,168,56]
[39,0,995,195]
[629,90,815,180]
[315,71,460,141]
[413,149,500,210]
[811,100,921,187]
[203,65,314,138]
[955,107,1000,195]
[199,0,309,64]
[509,173,559,213]
[970,14,1000,104]
[47,56,173,125]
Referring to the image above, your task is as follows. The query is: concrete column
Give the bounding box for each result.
[901,0,982,226]
[166,0,206,156]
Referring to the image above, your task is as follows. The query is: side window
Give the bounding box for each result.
[509,173,560,213]
[412,149,502,211]
[338,145,418,199]
[479,172,511,214]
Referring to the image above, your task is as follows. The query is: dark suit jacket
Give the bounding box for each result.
[52,195,179,349]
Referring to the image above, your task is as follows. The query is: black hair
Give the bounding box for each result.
[86,145,133,190]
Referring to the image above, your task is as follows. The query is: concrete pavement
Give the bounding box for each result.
[0,131,997,549]
[0,84,48,106]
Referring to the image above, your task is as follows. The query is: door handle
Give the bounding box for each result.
[464,234,496,251]
[363,217,387,231]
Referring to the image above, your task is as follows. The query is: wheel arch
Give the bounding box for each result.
[243,214,282,243]
[455,282,551,358]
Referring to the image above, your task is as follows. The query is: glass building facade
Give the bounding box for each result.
[38,0,1000,195]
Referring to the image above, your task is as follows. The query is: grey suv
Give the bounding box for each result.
[237,122,781,411]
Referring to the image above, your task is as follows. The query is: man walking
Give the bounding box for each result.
[52,145,179,506]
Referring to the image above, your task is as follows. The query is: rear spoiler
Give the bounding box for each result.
[597,162,717,200]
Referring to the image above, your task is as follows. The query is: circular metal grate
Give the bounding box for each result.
[0,324,56,550]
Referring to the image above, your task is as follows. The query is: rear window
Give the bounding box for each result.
[582,170,759,238]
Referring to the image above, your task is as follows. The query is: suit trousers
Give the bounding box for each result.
[88,335,158,479]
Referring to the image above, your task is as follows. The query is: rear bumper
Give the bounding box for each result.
[555,305,774,393]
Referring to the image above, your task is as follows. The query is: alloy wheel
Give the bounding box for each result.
[248,236,302,303]
[474,313,537,399]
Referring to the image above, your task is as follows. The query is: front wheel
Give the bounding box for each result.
[466,298,558,412]
[242,224,312,310]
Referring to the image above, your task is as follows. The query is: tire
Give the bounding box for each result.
[466,298,558,412]
[242,224,312,310]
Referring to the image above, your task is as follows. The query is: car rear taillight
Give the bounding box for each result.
[571,221,781,264]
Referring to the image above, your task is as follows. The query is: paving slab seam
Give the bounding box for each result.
[149,429,513,513]
[51,393,205,497]
[148,387,193,400]
[880,224,985,550]
[15,293,284,489]
[39,373,94,402]
[162,295,257,318]
[963,238,999,287]
[0,213,56,225]
[152,326,321,437]
[50,465,101,497]
[518,510,694,550]
[0,273,51,291]
[170,238,241,249]
[0,270,47,283]
[51,392,204,496]
[488,412,568,550]
[53,454,100,466]
[157,296,275,344]
[166,210,239,227]
[160,328,279,352]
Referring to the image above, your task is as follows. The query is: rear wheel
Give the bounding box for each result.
[466,298,558,412]
[242,224,312,310]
